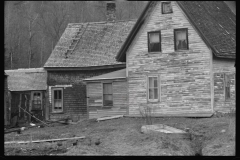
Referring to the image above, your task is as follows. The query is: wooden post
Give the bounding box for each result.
[19,94,22,118]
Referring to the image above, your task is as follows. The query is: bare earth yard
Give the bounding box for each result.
[4,114,235,156]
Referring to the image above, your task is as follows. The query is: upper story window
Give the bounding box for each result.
[162,2,173,14]
[148,31,161,52]
[174,28,189,51]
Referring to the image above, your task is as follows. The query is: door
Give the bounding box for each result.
[31,91,44,121]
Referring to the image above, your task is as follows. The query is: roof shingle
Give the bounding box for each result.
[44,20,136,68]
[178,1,235,58]
[5,68,47,91]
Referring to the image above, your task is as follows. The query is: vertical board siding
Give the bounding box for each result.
[47,68,122,121]
[87,80,127,119]
[127,1,212,116]
[213,58,235,113]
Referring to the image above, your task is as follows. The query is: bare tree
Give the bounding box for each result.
[16,1,43,68]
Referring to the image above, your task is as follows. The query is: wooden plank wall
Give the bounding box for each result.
[213,58,235,113]
[87,79,127,119]
[126,1,212,116]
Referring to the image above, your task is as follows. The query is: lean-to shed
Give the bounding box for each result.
[83,69,127,119]
[5,68,48,126]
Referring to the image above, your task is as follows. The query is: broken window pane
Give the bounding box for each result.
[162,2,173,14]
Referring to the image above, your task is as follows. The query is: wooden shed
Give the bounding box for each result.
[5,68,48,126]
[83,69,128,119]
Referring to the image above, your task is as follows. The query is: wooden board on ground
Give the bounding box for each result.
[141,124,187,134]
[97,115,123,122]
[5,136,85,144]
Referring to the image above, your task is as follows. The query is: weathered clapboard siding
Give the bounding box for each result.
[126,2,212,116]
[213,58,235,113]
[87,80,127,119]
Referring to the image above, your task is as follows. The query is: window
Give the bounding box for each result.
[224,74,230,100]
[103,83,113,107]
[148,76,160,101]
[174,28,189,51]
[52,88,63,112]
[162,2,173,14]
[148,31,161,52]
[32,92,42,110]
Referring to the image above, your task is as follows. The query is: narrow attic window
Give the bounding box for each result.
[174,28,189,51]
[148,31,161,52]
[162,2,173,14]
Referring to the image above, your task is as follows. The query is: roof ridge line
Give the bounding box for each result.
[67,19,137,26]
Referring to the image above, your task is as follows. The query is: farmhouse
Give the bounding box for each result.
[43,2,136,121]
[5,68,48,126]
[113,1,235,117]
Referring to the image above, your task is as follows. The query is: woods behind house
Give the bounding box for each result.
[4,1,147,70]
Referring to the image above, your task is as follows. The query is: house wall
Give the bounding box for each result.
[126,1,212,116]
[213,58,235,113]
[87,79,127,119]
[47,68,123,121]
[4,76,10,125]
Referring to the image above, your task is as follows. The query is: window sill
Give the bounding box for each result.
[102,106,113,109]
[147,100,159,104]
[50,112,64,114]
[175,49,189,52]
[148,52,161,54]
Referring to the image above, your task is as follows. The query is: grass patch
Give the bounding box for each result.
[5,115,235,156]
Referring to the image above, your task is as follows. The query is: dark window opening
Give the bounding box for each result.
[174,28,189,51]
[148,31,161,52]
[103,83,113,106]
[225,74,231,100]
[162,2,173,14]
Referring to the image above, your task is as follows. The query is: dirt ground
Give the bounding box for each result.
[4,114,235,156]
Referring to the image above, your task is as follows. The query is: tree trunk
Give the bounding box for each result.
[40,36,44,66]
[28,20,32,68]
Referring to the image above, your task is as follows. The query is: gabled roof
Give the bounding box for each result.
[5,68,47,91]
[83,68,126,81]
[116,1,236,62]
[44,20,136,68]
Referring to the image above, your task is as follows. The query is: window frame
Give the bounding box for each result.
[102,82,113,108]
[174,28,189,51]
[224,73,231,101]
[32,91,42,110]
[147,31,162,53]
[162,2,173,14]
[147,75,160,103]
[52,88,64,113]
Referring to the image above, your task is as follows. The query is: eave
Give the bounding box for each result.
[44,64,126,71]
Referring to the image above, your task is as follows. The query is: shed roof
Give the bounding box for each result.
[84,68,126,81]
[5,68,47,91]
[44,19,136,68]
[116,1,236,61]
